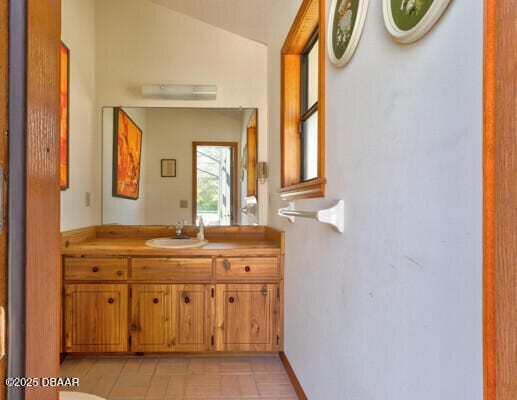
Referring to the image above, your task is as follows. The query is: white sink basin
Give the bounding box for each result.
[145,237,208,249]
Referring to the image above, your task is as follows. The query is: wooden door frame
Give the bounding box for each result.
[483,0,517,399]
[8,1,61,399]
[192,142,239,226]
[0,1,7,399]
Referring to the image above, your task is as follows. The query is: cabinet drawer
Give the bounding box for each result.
[64,257,128,281]
[132,258,212,282]
[215,257,278,282]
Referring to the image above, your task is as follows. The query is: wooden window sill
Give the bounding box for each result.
[279,177,326,201]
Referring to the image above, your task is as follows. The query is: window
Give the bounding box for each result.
[280,0,326,200]
[301,32,319,181]
[192,142,238,226]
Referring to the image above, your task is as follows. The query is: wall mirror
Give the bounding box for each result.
[102,106,258,226]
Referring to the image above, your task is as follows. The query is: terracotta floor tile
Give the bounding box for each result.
[109,382,150,399]
[257,383,297,397]
[165,375,187,397]
[139,358,159,375]
[94,374,119,398]
[121,358,143,375]
[155,361,189,375]
[184,383,221,397]
[187,374,220,386]
[220,374,241,397]
[145,375,170,399]
[254,373,290,384]
[220,361,252,374]
[61,355,296,400]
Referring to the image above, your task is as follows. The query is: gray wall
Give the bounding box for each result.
[267,2,483,399]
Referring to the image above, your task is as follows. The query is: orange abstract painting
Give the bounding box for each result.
[112,108,142,199]
[60,42,69,189]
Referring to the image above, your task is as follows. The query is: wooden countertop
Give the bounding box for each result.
[61,225,284,257]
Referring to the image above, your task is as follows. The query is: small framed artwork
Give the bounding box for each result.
[383,0,452,43]
[112,108,143,200]
[60,42,70,190]
[327,0,369,67]
[161,159,176,177]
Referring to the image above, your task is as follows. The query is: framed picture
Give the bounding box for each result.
[327,0,369,67]
[383,0,452,43]
[60,42,70,190]
[112,108,142,200]
[161,159,176,177]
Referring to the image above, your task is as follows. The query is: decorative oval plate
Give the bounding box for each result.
[383,0,452,43]
[327,0,369,67]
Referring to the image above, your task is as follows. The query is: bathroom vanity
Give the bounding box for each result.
[60,225,284,355]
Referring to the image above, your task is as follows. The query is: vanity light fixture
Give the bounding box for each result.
[141,84,217,100]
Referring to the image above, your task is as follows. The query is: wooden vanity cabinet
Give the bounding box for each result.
[64,283,128,352]
[62,249,283,354]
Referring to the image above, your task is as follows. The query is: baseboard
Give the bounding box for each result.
[279,351,308,400]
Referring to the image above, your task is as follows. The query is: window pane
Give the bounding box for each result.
[307,40,319,109]
[302,110,318,181]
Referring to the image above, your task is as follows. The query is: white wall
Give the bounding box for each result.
[102,107,147,225]
[267,2,483,400]
[93,0,268,225]
[60,0,96,230]
[144,108,242,225]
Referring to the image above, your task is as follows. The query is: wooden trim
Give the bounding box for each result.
[317,0,325,189]
[246,110,258,198]
[0,0,7,396]
[192,141,239,226]
[280,0,326,198]
[279,351,308,400]
[25,0,61,399]
[279,177,326,201]
[484,0,517,399]
[483,0,496,398]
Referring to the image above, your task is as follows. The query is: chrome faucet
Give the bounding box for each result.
[175,221,184,237]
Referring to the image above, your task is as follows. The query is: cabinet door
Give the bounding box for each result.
[130,284,172,352]
[64,284,128,352]
[131,284,212,352]
[215,284,279,352]
[171,284,212,352]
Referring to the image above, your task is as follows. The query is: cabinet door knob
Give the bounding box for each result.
[223,259,231,270]
[229,297,235,303]
[245,266,251,272]
[153,298,159,304]
[261,287,268,296]
[108,298,114,304]
[92,266,99,272]
[184,296,190,304]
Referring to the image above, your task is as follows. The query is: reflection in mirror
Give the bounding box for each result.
[102,107,258,226]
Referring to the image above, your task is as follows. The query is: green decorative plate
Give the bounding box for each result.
[327,0,369,67]
[383,0,452,43]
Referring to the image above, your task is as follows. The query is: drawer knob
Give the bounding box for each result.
[223,259,231,270]
[229,297,235,303]
[108,298,114,304]
[184,296,190,304]
[245,266,251,272]
[92,266,99,272]
[153,298,159,304]
[116,270,123,276]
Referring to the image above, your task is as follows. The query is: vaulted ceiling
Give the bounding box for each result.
[149,0,273,44]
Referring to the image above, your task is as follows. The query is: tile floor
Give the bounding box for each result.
[60,355,298,400]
